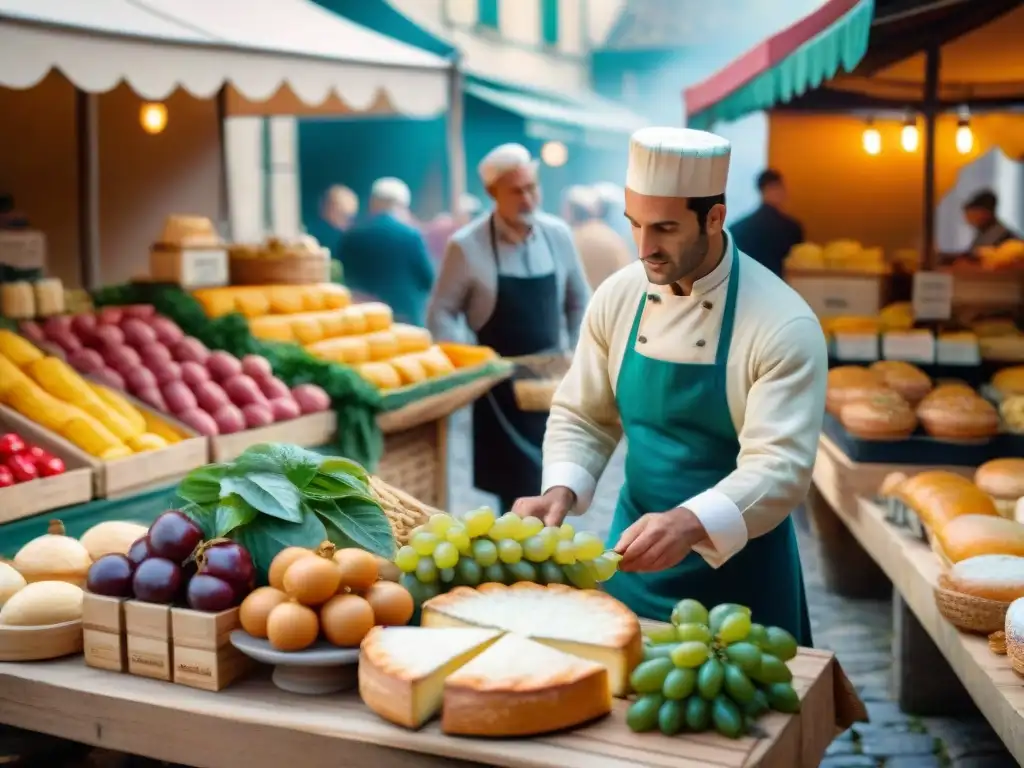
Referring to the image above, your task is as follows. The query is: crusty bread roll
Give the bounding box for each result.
[945,555,1024,603]
[935,514,1024,564]
[870,361,933,404]
[975,459,1024,518]
[839,394,916,440]
[919,383,976,409]
[992,366,1024,398]
[918,395,999,440]
[895,471,999,531]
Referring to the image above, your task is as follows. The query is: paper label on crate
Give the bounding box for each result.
[936,340,981,366]
[833,333,880,362]
[912,272,953,321]
[180,248,228,287]
[883,332,936,363]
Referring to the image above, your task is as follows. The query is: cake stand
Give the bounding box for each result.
[230,630,360,695]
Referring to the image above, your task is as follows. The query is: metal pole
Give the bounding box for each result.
[75,89,101,289]
[446,57,467,213]
[216,86,232,240]
[922,44,940,268]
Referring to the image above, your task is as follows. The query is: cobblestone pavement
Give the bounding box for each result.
[446,410,1020,768]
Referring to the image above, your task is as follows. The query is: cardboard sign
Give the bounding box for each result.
[912,272,953,321]
[833,333,880,362]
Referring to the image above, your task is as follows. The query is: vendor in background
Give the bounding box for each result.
[336,177,434,326]
[428,143,590,512]
[422,194,483,268]
[321,185,359,235]
[964,190,1019,252]
[564,185,633,291]
[593,181,634,243]
[730,169,803,279]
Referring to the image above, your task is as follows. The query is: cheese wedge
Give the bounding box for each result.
[421,582,642,697]
[359,626,501,729]
[441,634,611,737]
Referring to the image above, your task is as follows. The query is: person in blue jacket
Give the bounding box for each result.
[336,177,435,326]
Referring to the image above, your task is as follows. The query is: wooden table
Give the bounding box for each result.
[0,649,855,768]
[834,497,1024,762]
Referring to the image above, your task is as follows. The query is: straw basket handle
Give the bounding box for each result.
[369,475,441,547]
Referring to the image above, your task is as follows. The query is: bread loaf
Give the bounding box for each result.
[895,471,998,531]
[992,367,1024,398]
[918,395,999,440]
[870,361,932,404]
[975,459,1024,518]
[839,394,916,440]
[825,366,885,416]
[945,555,1024,602]
[935,514,1024,564]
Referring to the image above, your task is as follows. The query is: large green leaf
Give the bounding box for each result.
[220,474,304,523]
[215,495,259,537]
[304,473,374,502]
[232,512,327,582]
[315,498,395,559]
[319,456,370,486]
[233,443,321,488]
[178,464,228,506]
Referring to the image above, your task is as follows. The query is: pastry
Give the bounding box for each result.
[879,472,908,498]
[918,395,999,440]
[943,554,1024,602]
[934,514,1024,565]
[895,471,998,532]
[825,366,885,415]
[920,383,976,406]
[827,383,899,417]
[870,361,933,403]
[992,366,1024,398]
[1000,395,1024,432]
[421,582,642,697]
[839,394,917,440]
[974,459,1024,518]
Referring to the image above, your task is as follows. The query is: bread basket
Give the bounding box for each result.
[368,475,438,546]
[934,573,1010,634]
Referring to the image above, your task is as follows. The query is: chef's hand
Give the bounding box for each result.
[614,508,707,573]
[511,486,575,526]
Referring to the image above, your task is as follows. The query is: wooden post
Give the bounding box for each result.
[75,90,101,290]
[446,58,467,214]
[922,44,940,269]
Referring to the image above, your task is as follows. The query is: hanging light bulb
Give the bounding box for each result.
[955,110,973,155]
[862,120,881,156]
[900,115,919,152]
[140,103,168,135]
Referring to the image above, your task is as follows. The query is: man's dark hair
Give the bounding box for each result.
[964,190,998,213]
[688,194,726,232]
[757,169,783,192]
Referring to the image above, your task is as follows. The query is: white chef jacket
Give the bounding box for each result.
[542,242,828,568]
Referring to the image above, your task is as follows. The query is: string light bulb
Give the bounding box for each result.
[540,141,568,168]
[900,116,919,152]
[955,111,973,155]
[862,120,881,156]
[140,103,168,135]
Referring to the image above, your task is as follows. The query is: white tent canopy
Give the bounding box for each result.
[0,0,451,116]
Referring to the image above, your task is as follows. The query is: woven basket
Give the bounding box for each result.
[934,575,1010,633]
[509,353,571,413]
[229,250,329,285]
[989,630,1007,655]
[1011,653,1024,677]
[369,474,438,547]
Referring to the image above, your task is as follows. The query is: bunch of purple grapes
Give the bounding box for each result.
[87,510,255,612]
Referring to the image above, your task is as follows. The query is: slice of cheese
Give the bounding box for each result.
[441,634,611,737]
[359,626,501,729]
[421,583,642,697]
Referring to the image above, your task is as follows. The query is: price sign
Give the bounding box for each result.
[912,272,953,321]
[833,333,879,362]
[180,249,229,288]
[883,332,936,364]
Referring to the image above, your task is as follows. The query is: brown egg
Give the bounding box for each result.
[363,581,414,626]
[333,548,379,593]
[239,586,289,638]
[268,547,312,591]
[283,554,342,606]
[320,594,375,647]
[266,601,319,652]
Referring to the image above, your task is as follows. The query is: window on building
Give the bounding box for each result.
[478,0,499,29]
[540,0,559,46]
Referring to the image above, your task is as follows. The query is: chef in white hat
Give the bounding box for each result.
[428,143,590,512]
[512,127,827,643]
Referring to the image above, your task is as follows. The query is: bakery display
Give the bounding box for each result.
[825,366,884,415]
[895,471,998,532]
[934,515,1024,566]
[974,459,1024,518]
[870,361,933,404]
[917,393,999,441]
[839,394,917,440]
[943,555,1024,603]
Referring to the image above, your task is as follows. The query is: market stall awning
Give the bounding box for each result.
[465,80,648,150]
[0,0,451,116]
[684,0,874,129]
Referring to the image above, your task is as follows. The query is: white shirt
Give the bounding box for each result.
[542,243,828,568]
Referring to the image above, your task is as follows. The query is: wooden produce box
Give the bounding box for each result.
[124,600,173,681]
[149,245,229,289]
[171,606,251,692]
[784,268,890,318]
[210,410,336,462]
[83,593,128,672]
[0,229,46,270]
[377,420,447,510]
[0,408,94,525]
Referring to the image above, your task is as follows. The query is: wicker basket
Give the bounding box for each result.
[989,630,1007,655]
[376,421,446,510]
[229,249,329,285]
[509,354,571,412]
[934,574,1010,633]
[369,474,438,547]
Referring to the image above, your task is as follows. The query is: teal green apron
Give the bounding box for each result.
[603,245,812,646]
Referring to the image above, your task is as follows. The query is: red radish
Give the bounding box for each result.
[151,317,184,346]
[138,343,172,367]
[241,403,274,429]
[125,367,158,393]
[121,318,157,348]
[172,337,209,364]
[212,404,246,434]
[43,316,73,339]
[222,375,264,407]
[153,361,182,385]
[291,384,330,414]
[135,387,168,412]
[105,345,142,374]
[70,314,96,338]
[97,307,123,325]
[122,304,156,320]
[258,377,291,400]
[162,381,198,414]
[195,381,230,414]
[240,355,273,380]
[92,325,125,349]
[178,408,219,436]
[269,397,301,422]
[50,333,82,353]
[180,361,210,388]
[206,351,242,382]
[93,367,126,391]
[68,348,104,374]
[19,320,46,344]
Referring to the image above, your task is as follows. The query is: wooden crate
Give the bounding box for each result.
[376,420,447,510]
[83,593,127,672]
[171,606,251,692]
[149,245,228,288]
[785,268,890,318]
[210,410,336,462]
[125,601,173,681]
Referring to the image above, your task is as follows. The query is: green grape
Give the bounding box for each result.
[427,513,455,535]
[407,524,428,540]
[411,531,440,556]
[439,567,456,583]
[394,545,419,573]
[765,682,801,714]
[669,641,710,669]
[589,554,617,582]
[711,695,744,739]
[670,598,709,627]
[662,667,697,700]
[470,538,499,567]
[572,531,604,561]
[658,699,685,735]
[747,622,768,647]
[487,514,517,541]
[723,642,763,675]
[762,626,799,662]
[722,663,756,704]
[482,563,508,585]
[462,506,495,538]
[400,572,440,604]
[717,612,752,644]
[750,654,792,685]
[603,551,622,566]
[539,525,560,545]
[556,522,576,541]
[553,540,577,565]
[445,525,472,554]
[625,693,663,733]
[562,561,598,589]
[742,688,770,717]
[643,643,678,662]
[433,541,460,569]
[630,658,674,694]
[696,657,724,699]
[506,560,538,583]
[520,516,544,538]
[415,558,438,583]
[502,513,529,541]
[684,695,711,732]
[643,624,679,644]
[455,557,483,587]
[538,561,565,584]
[497,539,523,565]
[675,623,712,644]
[709,603,750,634]
[522,535,554,563]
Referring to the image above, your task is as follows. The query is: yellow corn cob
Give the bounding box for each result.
[0,354,35,399]
[142,411,183,444]
[78,400,142,442]
[0,330,43,367]
[27,357,106,408]
[61,414,126,457]
[5,382,86,431]
[234,288,271,318]
[100,445,134,460]
[127,432,169,452]
[268,286,304,314]
[90,384,147,434]
[249,315,294,342]
[193,288,236,318]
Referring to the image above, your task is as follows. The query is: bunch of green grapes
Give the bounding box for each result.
[626,599,801,739]
[393,508,621,604]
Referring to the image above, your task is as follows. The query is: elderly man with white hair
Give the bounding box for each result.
[336,177,434,326]
[563,185,633,291]
[428,143,590,512]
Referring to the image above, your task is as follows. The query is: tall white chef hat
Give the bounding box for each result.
[626,127,731,199]
[478,143,539,189]
[370,177,411,208]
